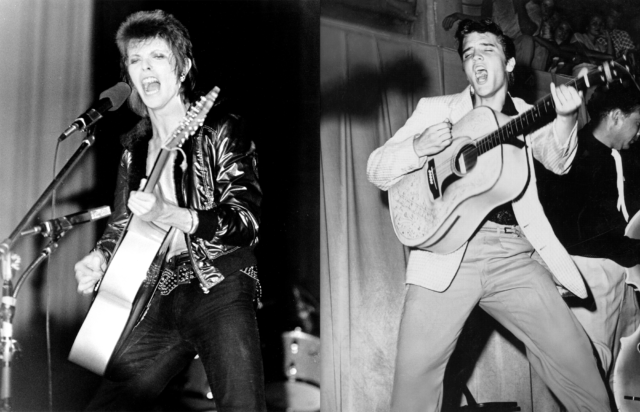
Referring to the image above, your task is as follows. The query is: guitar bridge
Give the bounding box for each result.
[427,159,440,199]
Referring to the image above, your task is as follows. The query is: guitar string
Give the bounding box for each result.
[158,96,207,156]
[430,59,625,179]
[429,64,612,177]
[430,89,565,178]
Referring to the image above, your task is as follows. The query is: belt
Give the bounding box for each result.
[157,253,261,298]
[478,225,523,237]
[158,253,195,296]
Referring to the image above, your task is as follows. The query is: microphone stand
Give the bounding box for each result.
[0,128,96,411]
[1,237,61,412]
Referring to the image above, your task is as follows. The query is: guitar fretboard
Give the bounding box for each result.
[475,62,619,155]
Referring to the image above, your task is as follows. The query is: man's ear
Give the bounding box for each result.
[506,57,516,73]
[611,109,623,125]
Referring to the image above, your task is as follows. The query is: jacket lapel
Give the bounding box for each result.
[448,86,474,124]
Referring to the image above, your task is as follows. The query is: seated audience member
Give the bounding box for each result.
[532,20,575,73]
[526,0,561,40]
[568,14,615,77]
[571,15,614,58]
[597,6,637,59]
[526,0,564,69]
[534,20,611,75]
[536,82,640,383]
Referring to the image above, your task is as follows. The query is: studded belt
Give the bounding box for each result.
[158,253,195,296]
[157,253,260,298]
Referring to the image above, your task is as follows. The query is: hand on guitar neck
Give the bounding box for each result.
[549,79,585,143]
[412,81,584,160]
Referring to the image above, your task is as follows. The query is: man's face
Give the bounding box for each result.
[612,111,640,150]
[126,37,183,114]
[461,31,513,101]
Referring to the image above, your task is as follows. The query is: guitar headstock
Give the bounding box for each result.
[584,55,639,91]
[163,86,220,150]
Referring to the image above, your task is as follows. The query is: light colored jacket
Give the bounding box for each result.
[367,86,587,298]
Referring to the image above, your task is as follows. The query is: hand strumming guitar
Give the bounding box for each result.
[128,178,196,234]
[412,119,453,157]
[74,250,107,295]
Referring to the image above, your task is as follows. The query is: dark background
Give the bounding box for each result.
[12,1,320,410]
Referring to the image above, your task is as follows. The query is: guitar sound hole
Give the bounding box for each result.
[453,144,478,176]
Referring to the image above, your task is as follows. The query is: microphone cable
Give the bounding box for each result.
[45,138,62,412]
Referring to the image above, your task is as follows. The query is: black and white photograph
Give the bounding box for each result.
[3,0,640,411]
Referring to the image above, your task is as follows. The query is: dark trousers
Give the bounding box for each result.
[86,270,266,412]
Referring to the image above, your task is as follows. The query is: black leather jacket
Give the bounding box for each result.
[94,101,261,292]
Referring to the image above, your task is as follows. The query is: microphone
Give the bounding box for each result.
[20,206,112,237]
[58,82,132,142]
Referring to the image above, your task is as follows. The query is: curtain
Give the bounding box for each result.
[320,17,447,412]
[320,17,572,412]
[0,0,94,329]
[0,0,95,408]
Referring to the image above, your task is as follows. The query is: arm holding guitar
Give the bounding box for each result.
[192,115,261,247]
[412,120,453,157]
[549,82,583,147]
[128,184,196,235]
[91,151,134,264]
[73,152,131,296]
[366,98,440,191]
[529,81,584,174]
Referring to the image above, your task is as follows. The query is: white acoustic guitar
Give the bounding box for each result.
[388,60,629,254]
[69,87,220,376]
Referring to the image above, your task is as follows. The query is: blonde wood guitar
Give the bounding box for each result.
[69,87,220,376]
[388,60,627,254]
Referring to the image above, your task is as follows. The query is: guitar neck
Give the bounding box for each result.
[476,61,619,155]
[143,149,172,194]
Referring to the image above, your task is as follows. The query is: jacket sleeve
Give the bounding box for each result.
[94,150,132,263]
[191,115,261,247]
[516,97,579,175]
[366,98,440,191]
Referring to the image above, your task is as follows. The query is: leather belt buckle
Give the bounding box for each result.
[500,226,522,237]
[158,253,194,296]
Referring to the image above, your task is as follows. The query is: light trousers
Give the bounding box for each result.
[390,222,611,412]
[570,256,640,379]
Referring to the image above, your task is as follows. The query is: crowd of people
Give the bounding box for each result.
[443,0,638,77]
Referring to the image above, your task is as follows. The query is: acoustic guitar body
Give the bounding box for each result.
[69,217,168,376]
[388,106,529,254]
